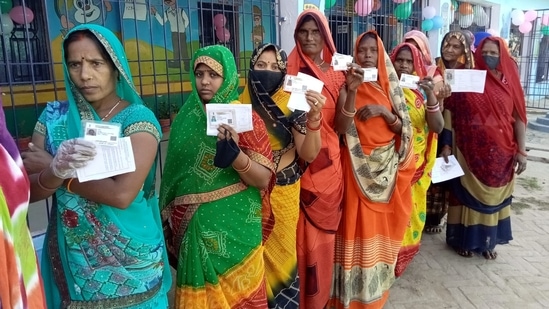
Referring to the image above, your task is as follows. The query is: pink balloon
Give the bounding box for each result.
[9,5,34,25]
[543,14,549,26]
[524,10,537,22]
[519,21,533,34]
[354,0,373,17]
[215,27,230,42]
[213,14,226,29]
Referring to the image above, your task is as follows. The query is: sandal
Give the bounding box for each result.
[482,250,498,260]
[454,247,474,258]
[424,225,443,234]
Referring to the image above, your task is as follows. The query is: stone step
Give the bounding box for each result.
[528,121,549,133]
[535,116,549,126]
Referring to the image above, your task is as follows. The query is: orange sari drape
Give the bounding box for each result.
[287,9,346,308]
[329,32,415,309]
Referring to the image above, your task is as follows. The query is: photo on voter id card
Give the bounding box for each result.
[209,110,235,129]
[83,121,120,146]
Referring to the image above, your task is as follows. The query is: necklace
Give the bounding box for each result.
[101,98,122,121]
[315,60,325,67]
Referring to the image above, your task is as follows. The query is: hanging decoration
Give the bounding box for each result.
[354,0,373,17]
[0,0,12,14]
[459,3,473,15]
[0,12,14,34]
[459,13,474,28]
[393,1,412,20]
[542,25,549,36]
[511,9,525,26]
[422,6,436,20]
[518,21,532,34]
[524,10,537,22]
[9,5,33,25]
[325,0,337,9]
[421,19,434,32]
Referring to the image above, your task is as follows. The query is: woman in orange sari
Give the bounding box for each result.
[287,9,364,308]
[329,31,414,309]
[390,43,444,277]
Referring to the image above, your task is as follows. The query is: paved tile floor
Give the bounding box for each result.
[385,159,549,309]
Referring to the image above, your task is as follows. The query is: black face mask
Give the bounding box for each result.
[483,55,500,70]
[252,70,284,94]
[214,138,240,168]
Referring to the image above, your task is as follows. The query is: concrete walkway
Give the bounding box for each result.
[386,113,549,308]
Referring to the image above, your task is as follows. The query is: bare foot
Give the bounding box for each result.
[454,247,474,258]
[482,250,498,260]
[424,225,443,234]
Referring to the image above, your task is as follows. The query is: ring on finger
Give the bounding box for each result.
[313,100,318,106]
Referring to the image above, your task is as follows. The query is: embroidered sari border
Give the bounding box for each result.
[171,182,248,205]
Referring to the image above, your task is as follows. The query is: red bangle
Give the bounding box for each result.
[307,121,321,131]
[517,149,528,157]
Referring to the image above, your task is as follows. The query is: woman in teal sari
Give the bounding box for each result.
[160,45,276,308]
[23,24,171,308]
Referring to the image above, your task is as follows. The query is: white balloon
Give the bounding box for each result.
[0,13,14,35]
[510,9,524,20]
[423,6,436,20]
[512,14,525,26]
[474,11,488,27]
[459,13,474,28]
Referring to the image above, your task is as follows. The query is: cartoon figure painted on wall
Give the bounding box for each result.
[54,0,112,35]
[251,6,264,49]
[150,0,190,70]
[303,0,320,10]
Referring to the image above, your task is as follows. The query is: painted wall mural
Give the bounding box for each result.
[45,0,275,84]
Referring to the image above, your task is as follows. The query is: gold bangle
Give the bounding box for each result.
[340,107,356,118]
[233,156,252,173]
[66,178,76,193]
[37,170,59,191]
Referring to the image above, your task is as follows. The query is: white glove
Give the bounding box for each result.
[50,138,96,179]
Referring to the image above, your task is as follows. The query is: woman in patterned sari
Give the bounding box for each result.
[0,99,46,308]
[329,31,415,309]
[240,43,325,308]
[160,45,276,308]
[390,43,444,277]
[444,37,527,259]
[24,24,171,308]
[425,31,475,234]
[287,9,364,308]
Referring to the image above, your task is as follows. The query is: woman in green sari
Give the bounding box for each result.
[23,24,171,308]
[160,45,276,308]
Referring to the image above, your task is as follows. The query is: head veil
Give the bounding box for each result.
[437,30,475,74]
[62,24,143,139]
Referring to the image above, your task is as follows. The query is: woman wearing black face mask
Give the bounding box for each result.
[240,43,324,308]
[443,36,527,260]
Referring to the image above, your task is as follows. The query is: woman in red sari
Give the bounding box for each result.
[423,31,475,234]
[444,37,527,259]
[287,9,364,308]
[329,31,415,309]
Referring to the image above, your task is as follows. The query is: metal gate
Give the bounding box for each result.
[515,8,549,109]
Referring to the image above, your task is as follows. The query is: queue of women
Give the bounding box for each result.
[1,8,527,309]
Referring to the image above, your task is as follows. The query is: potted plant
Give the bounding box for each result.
[15,120,31,152]
[170,103,180,123]
[157,101,171,133]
